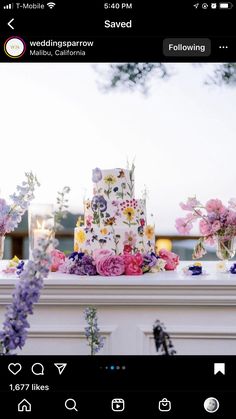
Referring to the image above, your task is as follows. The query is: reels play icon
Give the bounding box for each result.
[4,36,26,58]
[111,398,125,412]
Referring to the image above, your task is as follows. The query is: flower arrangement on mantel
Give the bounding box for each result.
[4,247,180,278]
[49,247,179,276]
[175,197,236,260]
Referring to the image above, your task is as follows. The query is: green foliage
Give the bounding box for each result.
[99,62,236,93]
[100,63,169,93]
[207,63,236,86]
[54,186,71,230]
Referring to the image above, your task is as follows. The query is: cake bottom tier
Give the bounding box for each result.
[74,225,155,255]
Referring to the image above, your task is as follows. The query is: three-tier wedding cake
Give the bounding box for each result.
[74,167,155,255]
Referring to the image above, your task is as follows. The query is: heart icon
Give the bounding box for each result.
[8,363,22,375]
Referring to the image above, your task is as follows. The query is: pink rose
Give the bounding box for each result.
[158,249,179,271]
[206,199,224,213]
[199,219,212,236]
[123,253,143,276]
[93,249,114,262]
[96,255,125,276]
[50,249,65,272]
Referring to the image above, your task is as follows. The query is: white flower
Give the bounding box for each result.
[216,261,227,273]
[150,258,166,272]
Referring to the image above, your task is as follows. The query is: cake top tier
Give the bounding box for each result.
[92,167,135,200]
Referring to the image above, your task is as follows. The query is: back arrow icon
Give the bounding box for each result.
[8,18,14,30]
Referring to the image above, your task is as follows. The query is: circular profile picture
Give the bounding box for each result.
[4,36,26,58]
[203,397,220,413]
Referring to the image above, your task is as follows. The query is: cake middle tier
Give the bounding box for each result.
[84,197,147,228]
[74,224,155,255]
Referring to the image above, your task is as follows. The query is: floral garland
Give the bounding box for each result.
[52,248,179,276]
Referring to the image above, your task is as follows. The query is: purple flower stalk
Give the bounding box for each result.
[0,239,51,355]
[0,172,39,236]
[16,260,25,276]
[84,307,104,355]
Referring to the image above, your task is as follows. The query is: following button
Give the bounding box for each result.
[163,38,211,57]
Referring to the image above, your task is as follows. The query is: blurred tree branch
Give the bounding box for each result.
[206,63,236,85]
[97,63,169,94]
[97,62,236,93]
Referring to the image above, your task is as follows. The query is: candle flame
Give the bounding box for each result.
[36,220,45,230]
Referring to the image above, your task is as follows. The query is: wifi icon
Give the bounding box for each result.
[47,2,56,9]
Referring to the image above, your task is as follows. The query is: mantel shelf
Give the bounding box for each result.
[1,261,236,306]
[1,261,236,355]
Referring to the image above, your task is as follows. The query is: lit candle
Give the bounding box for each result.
[33,220,51,250]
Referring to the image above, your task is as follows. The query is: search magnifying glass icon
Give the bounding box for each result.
[65,398,78,412]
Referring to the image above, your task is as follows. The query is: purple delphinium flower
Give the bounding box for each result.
[0,199,12,235]
[0,172,39,236]
[84,307,104,355]
[92,168,102,184]
[16,260,25,276]
[0,240,51,355]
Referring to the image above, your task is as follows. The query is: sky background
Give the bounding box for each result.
[0,63,235,234]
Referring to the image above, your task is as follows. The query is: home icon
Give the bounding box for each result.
[18,399,31,412]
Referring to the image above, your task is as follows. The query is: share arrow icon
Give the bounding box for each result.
[54,363,67,375]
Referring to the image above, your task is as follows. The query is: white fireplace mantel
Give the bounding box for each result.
[0,261,236,355]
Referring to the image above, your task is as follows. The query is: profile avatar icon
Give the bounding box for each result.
[203,397,219,413]
[4,36,26,59]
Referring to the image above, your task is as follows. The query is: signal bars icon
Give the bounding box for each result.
[3,3,13,9]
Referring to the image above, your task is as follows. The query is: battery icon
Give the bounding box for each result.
[219,2,233,8]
